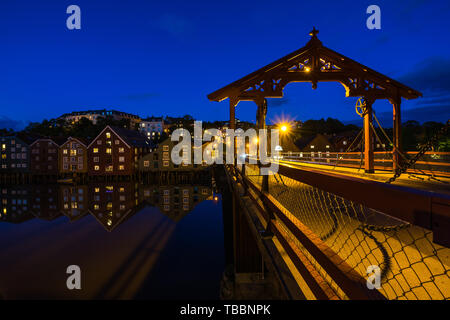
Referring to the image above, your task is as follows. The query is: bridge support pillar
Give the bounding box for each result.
[364,98,374,173]
[256,98,269,192]
[391,94,402,172]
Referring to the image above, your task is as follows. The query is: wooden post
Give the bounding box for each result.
[256,99,269,192]
[230,99,236,166]
[392,95,402,171]
[364,98,374,173]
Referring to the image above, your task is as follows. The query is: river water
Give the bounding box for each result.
[0,179,225,299]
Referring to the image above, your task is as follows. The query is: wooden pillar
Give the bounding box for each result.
[230,99,236,166]
[392,95,402,171]
[256,99,269,192]
[364,98,374,173]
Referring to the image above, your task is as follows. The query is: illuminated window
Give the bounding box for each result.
[106,148,112,154]
[119,165,124,170]
[115,140,120,145]
[94,204,99,210]
[106,165,113,172]
[95,188,100,192]
[93,148,98,153]
[163,145,169,151]
[119,187,124,192]
[310,145,315,149]
[1,154,6,159]
[106,132,111,138]
[118,148,124,153]
[143,160,149,167]
[119,156,124,162]
[326,145,330,149]
[1,144,5,150]
[70,149,77,156]
[163,161,169,167]
[94,165,100,171]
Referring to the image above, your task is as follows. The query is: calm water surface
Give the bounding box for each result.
[0,181,225,299]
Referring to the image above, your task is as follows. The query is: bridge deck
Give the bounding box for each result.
[276,159,450,195]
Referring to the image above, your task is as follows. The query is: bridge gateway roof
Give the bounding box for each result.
[207,28,422,105]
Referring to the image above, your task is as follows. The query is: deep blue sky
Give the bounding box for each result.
[1,0,449,130]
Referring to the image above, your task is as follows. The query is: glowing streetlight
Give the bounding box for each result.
[281,125,288,132]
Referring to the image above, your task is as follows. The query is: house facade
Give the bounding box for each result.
[58,137,88,174]
[88,126,153,175]
[59,109,141,127]
[139,117,164,140]
[139,138,208,172]
[0,136,31,173]
[30,138,60,175]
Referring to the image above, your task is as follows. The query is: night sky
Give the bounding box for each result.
[1,0,449,130]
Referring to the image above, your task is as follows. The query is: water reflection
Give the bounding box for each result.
[0,182,214,231]
[0,177,223,299]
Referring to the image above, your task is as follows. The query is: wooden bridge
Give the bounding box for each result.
[209,29,450,300]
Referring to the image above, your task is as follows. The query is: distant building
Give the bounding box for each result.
[139,138,208,171]
[59,109,141,128]
[88,126,153,176]
[0,136,31,172]
[30,138,60,175]
[139,116,164,140]
[295,134,333,152]
[58,137,89,174]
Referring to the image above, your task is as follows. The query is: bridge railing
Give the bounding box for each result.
[231,162,450,300]
[277,151,450,177]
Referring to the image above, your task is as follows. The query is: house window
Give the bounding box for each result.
[106,165,113,172]
[119,156,125,162]
[70,149,77,156]
[63,149,68,154]
[106,132,111,138]
[94,157,99,162]
[63,164,68,170]
[97,140,102,145]
[78,164,83,170]
[94,165,100,171]
[163,145,169,151]
[93,148,98,153]
[163,161,169,167]
[326,145,330,149]
[106,148,112,154]
[115,140,120,145]
[119,165,124,170]
[143,160,149,167]
[310,145,315,149]
[118,148,124,153]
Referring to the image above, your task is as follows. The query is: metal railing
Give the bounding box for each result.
[229,162,450,300]
[277,151,450,177]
